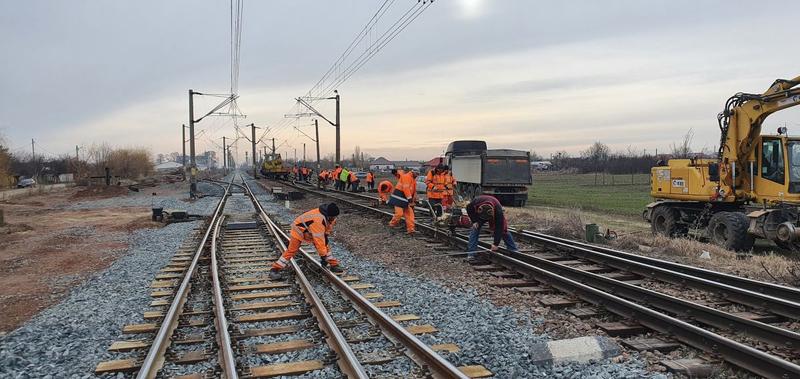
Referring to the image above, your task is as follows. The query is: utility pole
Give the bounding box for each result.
[315,119,321,171]
[250,123,258,179]
[188,90,197,197]
[271,138,276,155]
[245,151,249,168]
[222,136,227,171]
[335,90,341,164]
[75,145,79,161]
[181,124,187,168]
[294,148,297,163]
[303,143,306,167]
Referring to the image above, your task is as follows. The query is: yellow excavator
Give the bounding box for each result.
[644,75,800,251]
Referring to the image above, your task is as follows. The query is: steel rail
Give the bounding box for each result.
[137,178,232,379]
[513,229,800,303]
[243,177,468,379]
[210,215,239,379]
[279,179,800,378]
[242,177,368,378]
[287,181,800,346]
[296,181,800,320]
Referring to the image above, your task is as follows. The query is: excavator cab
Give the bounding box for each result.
[753,132,800,203]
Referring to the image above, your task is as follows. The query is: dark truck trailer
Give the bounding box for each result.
[445,141,532,206]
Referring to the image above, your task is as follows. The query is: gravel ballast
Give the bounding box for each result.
[249,179,666,378]
[0,183,220,378]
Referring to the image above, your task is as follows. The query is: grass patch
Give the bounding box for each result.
[528,172,651,216]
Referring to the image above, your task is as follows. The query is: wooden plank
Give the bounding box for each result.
[363,292,383,299]
[122,323,158,334]
[150,290,173,298]
[431,343,460,353]
[227,276,266,284]
[566,307,598,319]
[228,283,290,292]
[248,360,324,377]
[622,338,681,353]
[239,325,303,338]
[391,314,421,322]
[458,365,493,378]
[597,322,647,337]
[232,290,293,301]
[406,324,437,335]
[472,265,504,272]
[175,350,207,364]
[150,299,170,307]
[252,339,315,354]
[108,340,149,352]
[231,301,298,311]
[236,310,307,323]
[730,311,782,323]
[488,271,522,279]
[373,300,402,308]
[341,275,360,282]
[661,358,717,377]
[351,283,374,290]
[95,359,139,374]
[490,280,538,288]
[513,286,550,294]
[156,273,183,280]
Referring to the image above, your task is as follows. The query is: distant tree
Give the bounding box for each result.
[529,149,543,161]
[670,128,694,158]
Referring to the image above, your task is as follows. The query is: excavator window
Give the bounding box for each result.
[761,139,785,184]
[788,141,800,193]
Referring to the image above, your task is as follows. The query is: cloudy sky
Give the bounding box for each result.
[2,0,800,162]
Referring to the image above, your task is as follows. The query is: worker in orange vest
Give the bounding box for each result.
[317,169,328,189]
[270,203,343,279]
[366,171,375,191]
[425,164,448,216]
[388,168,416,234]
[442,165,456,208]
[377,180,393,204]
[348,171,360,192]
[332,165,343,190]
[300,166,309,182]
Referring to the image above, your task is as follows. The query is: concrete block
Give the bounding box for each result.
[529,336,621,365]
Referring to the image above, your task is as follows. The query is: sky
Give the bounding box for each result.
[2,0,800,163]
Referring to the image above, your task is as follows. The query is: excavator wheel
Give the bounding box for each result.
[707,211,754,252]
[650,206,683,237]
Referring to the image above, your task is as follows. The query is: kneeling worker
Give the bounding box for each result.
[466,195,518,262]
[377,180,393,204]
[388,169,416,235]
[270,203,344,279]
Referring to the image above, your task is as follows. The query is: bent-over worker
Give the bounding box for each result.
[377,180,393,204]
[270,203,344,279]
[388,169,416,235]
[465,195,518,262]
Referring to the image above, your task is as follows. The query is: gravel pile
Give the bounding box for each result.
[250,179,666,378]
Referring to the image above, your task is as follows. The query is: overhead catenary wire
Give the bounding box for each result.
[263,1,434,153]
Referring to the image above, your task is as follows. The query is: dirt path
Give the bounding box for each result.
[0,187,164,332]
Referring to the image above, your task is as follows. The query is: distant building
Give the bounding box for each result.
[369,157,394,171]
[422,157,445,172]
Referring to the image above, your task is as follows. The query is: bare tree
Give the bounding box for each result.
[670,128,694,158]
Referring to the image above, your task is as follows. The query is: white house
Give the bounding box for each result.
[369,157,394,171]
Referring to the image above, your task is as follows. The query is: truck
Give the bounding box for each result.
[644,74,800,251]
[445,140,532,206]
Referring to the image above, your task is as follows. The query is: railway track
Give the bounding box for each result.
[275,178,800,379]
[94,175,481,378]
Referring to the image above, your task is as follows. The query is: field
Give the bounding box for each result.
[527,172,652,217]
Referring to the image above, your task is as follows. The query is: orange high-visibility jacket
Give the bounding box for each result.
[394,171,415,199]
[366,172,374,183]
[427,172,448,199]
[333,167,342,179]
[349,172,358,183]
[290,208,334,255]
[378,180,393,199]
[445,172,456,196]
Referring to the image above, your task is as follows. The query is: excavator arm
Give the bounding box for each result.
[717,76,800,195]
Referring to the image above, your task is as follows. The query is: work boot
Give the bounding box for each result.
[268,269,284,281]
[320,258,329,268]
[406,230,416,236]
[329,265,344,273]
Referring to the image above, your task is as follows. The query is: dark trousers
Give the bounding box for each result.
[367,181,375,190]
